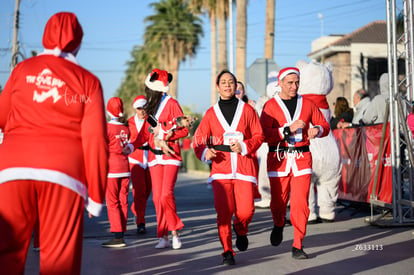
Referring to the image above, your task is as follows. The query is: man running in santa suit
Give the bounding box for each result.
[128,95,152,234]
[0,12,108,274]
[260,67,330,259]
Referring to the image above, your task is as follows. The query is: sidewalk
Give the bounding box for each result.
[25,172,414,274]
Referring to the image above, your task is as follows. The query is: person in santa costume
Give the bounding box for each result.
[102,97,131,248]
[0,12,108,274]
[193,70,264,265]
[128,95,152,234]
[260,67,330,259]
[128,68,188,250]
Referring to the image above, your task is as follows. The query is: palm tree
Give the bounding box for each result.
[264,0,275,60]
[116,45,159,116]
[235,0,247,84]
[145,0,203,99]
[216,1,229,72]
[188,0,219,105]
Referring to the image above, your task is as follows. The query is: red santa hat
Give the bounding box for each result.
[144,68,173,93]
[277,67,300,81]
[107,97,124,118]
[132,95,147,109]
[42,12,83,55]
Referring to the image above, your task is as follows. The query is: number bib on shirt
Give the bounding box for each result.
[223,131,244,145]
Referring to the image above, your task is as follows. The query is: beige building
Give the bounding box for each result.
[308,21,404,113]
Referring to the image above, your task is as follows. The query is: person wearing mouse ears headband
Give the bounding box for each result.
[259,66,330,260]
[127,68,188,250]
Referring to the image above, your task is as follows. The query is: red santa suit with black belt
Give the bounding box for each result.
[260,93,330,249]
[128,96,152,228]
[0,12,108,275]
[130,92,188,240]
[106,97,130,236]
[193,98,264,255]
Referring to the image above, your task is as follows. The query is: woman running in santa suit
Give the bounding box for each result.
[193,70,264,265]
[128,68,188,249]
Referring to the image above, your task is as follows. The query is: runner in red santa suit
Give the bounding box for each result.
[193,70,264,265]
[128,95,152,235]
[260,67,330,259]
[101,97,130,248]
[128,68,188,250]
[0,12,108,275]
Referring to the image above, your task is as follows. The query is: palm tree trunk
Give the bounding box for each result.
[210,13,218,105]
[264,0,275,60]
[236,0,247,84]
[217,3,228,71]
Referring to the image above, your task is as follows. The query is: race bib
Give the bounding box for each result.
[223,131,244,145]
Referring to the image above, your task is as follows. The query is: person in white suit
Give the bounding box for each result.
[296,60,342,223]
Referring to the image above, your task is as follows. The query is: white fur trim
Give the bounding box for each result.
[145,73,169,93]
[279,69,299,80]
[133,99,147,109]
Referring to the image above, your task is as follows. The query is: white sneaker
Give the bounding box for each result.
[172,236,182,249]
[155,237,170,249]
[254,199,270,208]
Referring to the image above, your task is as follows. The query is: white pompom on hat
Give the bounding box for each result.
[144,68,173,93]
[132,95,147,109]
[277,67,300,81]
[107,97,124,118]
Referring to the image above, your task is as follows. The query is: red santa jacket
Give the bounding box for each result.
[260,94,330,177]
[128,114,149,169]
[0,13,108,216]
[193,100,264,184]
[130,95,188,167]
[107,121,130,177]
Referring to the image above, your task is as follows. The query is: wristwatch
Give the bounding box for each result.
[283,126,291,140]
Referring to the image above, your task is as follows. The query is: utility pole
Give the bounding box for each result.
[11,0,21,71]
[228,0,234,73]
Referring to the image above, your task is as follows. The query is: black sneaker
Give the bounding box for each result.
[233,225,248,251]
[137,223,146,234]
[222,251,235,266]
[101,238,126,248]
[270,225,284,246]
[292,247,308,259]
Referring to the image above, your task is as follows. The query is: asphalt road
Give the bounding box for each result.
[25,171,414,275]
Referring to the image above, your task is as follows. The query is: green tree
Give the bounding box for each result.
[145,0,203,99]
[116,45,159,116]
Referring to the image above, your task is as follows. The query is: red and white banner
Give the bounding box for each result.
[333,124,392,203]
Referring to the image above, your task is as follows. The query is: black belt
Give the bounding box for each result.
[268,145,310,153]
[148,147,164,155]
[213,145,232,152]
[138,145,150,150]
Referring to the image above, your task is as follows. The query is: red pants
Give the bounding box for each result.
[129,163,152,225]
[0,180,84,275]
[212,179,255,254]
[269,173,311,249]
[105,177,130,233]
[150,165,183,238]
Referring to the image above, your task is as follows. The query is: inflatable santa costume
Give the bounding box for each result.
[296,60,342,223]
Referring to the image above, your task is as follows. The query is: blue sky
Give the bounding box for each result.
[1,0,391,113]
